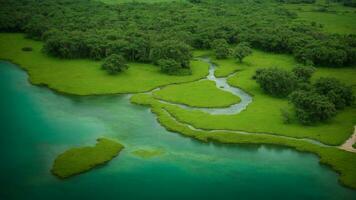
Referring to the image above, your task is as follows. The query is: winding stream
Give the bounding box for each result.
[1,61,356,199]
[155,58,253,115]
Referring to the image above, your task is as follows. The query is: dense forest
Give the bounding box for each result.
[0,0,355,74]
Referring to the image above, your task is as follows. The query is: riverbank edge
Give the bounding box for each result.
[0,58,209,97]
[130,93,356,190]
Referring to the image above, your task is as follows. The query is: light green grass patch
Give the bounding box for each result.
[284,2,356,34]
[153,80,241,108]
[0,33,209,95]
[52,138,124,178]
[213,50,298,77]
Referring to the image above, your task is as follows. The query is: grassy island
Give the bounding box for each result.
[52,138,124,178]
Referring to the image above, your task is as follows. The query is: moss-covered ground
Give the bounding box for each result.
[52,138,124,178]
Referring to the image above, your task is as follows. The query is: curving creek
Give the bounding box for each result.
[1,61,356,200]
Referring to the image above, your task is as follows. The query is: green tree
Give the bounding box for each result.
[292,65,315,82]
[102,54,128,75]
[233,42,252,63]
[150,40,192,69]
[158,59,189,75]
[211,39,231,59]
[314,77,354,109]
[255,68,298,97]
[289,90,336,124]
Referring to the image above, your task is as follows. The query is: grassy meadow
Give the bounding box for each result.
[284,1,356,34]
[153,80,241,108]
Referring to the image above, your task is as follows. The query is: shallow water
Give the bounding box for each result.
[0,61,355,200]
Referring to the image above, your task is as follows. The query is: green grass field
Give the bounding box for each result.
[52,138,124,178]
[284,2,356,34]
[153,80,241,108]
[0,33,209,95]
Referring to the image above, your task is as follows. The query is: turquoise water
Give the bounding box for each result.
[0,61,355,200]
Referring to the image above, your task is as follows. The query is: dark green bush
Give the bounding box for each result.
[255,68,298,97]
[289,90,337,124]
[102,54,128,75]
[314,77,354,109]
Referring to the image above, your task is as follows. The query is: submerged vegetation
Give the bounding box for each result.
[52,138,124,178]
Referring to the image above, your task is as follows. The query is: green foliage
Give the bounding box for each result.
[233,42,252,63]
[276,0,316,3]
[294,36,356,67]
[158,59,190,75]
[211,39,231,59]
[292,65,316,82]
[280,108,293,124]
[102,54,128,74]
[52,138,124,178]
[314,77,354,109]
[150,40,192,70]
[21,47,32,52]
[1,0,354,67]
[255,68,298,97]
[289,90,337,124]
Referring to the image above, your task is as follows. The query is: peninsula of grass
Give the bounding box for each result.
[153,80,241,108]
[0,33,209,95]
[51,138,124,179]
[130,93,356,189]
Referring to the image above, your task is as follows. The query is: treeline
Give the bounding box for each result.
[0,0,355,75]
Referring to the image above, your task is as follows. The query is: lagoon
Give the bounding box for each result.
[0,61,355,200]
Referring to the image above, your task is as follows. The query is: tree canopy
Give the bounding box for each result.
[255,68,298,97]
[0,0,355,73]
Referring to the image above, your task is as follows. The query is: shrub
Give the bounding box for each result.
[255,68,298,97]
[280,108,293,124]
[211,39,231,59]
[102,54,128,74]
[289,90,336,124]
[314,77,354,109]
[292,65,315,82]
[158,59,191,75]
[233,42,252,63]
